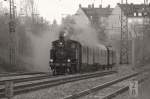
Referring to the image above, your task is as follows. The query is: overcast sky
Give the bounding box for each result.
[37,0,147,24]
[3,0,148,24]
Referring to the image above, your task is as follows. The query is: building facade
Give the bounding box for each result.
[73,4,113,43]
[107,3,150,65]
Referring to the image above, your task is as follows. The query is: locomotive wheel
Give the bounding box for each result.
[69,65,76,74]
[69,67,73,74]
[107,67,109,70]
[76,64,80,73]
[102,66,105,70]
[73,64,77,73]
[52,68,57,76]
[55,67,65,75]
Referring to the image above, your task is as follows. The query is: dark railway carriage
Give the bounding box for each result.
[80,46,106,72]
[106,46,115,69]
[66,40,82,73]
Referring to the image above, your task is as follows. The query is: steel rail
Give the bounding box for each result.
[63,68,150,99]
[0,74,52,85]
[101,74,148,99]
[0,72,46,77]
[0,70,116,98]
[63,72,139,99]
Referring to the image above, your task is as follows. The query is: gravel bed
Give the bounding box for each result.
[79,70,150,99]
[111,72,150,99]
[0,66,137,99]
[12,69,136,99]
[11,74,118,99]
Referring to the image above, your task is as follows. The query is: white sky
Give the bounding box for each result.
[37,0,145,24]
[2,0,147,24]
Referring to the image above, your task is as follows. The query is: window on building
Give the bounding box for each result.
[90,16,93,20]
[138,12,142,16]
[134,12,137,16]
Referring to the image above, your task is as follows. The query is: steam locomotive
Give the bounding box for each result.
[49,31,116,75]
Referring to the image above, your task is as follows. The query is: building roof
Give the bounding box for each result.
[118,3,150,17]
[80,5,113,19]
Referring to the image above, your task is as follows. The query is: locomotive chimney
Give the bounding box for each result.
[59,30,65,40]
[79,4,82,8]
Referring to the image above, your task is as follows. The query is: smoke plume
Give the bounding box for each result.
[61,16,106,49]
[28,26,59,72]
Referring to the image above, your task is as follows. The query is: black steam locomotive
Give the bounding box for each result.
[49,31,116,75]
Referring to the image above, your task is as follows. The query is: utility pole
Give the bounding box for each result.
[120,0,129,64]
[142,0,149,65]
[6,0,17,65]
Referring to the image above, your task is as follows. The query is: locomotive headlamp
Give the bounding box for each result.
[67,59,71,62]
[50,59,53,62]
[60,42,63,45]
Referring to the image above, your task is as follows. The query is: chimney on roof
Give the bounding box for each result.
[88,4,91,8]
[107,4,110,8]
[92,3,94,8]
[117,3,120,5]
[99,4,102,8]
[79,4,82,8]
[131,3,133,5]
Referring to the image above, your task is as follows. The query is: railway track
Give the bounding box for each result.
[0,72,52,85]
[0,72,46,77]
[0,70,116,98]
[64,69,149,99]
[97,76,147,99]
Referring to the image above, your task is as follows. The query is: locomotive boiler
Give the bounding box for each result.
[49,31,116,75]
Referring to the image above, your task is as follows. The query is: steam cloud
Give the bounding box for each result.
[62,16,106,50]
[28,27,58,72]
[27,15,106,72]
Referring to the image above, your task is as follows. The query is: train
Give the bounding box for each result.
[49,30,116,75]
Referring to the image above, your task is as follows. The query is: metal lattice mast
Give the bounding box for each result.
[120,0,129,64]
[9,0,16,65]
[142,0,149,64]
